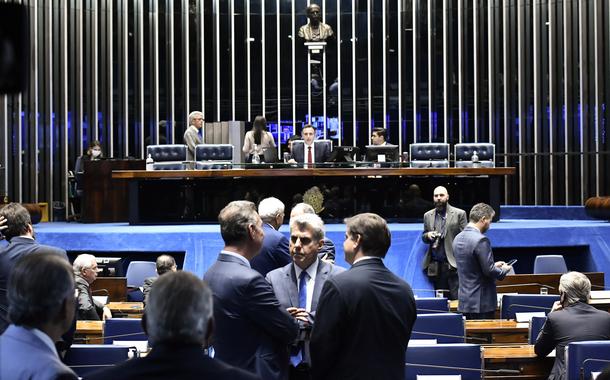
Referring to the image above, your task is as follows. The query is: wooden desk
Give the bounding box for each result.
[91,277,127,302]
[496,272,604,295]
[484,345,554,379]
[466,320,529,344]
[75,320,104,344]
[107,302,144,318]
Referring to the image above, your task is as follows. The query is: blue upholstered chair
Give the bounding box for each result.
[415,297,450,314]
[409,143,450,168]
[500,294,559,320]
[533,255,568,274]
[103,318,147,344]
[566,341,610,380]
[64,344,131,377]
[146,144,188,170]
[528,316,547,344]
[454,143,495,168]
[194,144,234,169]
[126,261,157,288]
[411,313,465,343]
[405,344,483,380]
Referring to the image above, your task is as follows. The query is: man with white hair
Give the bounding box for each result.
[251,197,291,276]
[535,271,610,380]
[73,254,112,321]
[184,111,204,161]
[290,202,335,262]
[88,271,259,380]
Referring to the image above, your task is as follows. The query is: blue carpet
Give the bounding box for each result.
[500,205,595,220]
[27,218,610,297]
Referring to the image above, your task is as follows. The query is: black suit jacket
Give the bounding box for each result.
[310,258,417,380]
[291,142,331,163]
[204,253,299,380]
[250,224,291,277]
[87,343,261,380]
[535,302,610,380]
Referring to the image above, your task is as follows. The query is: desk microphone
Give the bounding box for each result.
[507,304,552,311]
[497,283,556,290]
[405,362,521,375]
[411,330,488,343]
[582,358,610,372]
[74,331,147,343]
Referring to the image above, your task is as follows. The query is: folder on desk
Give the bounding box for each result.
[515,312,545,322]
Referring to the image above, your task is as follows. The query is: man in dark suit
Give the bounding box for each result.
[204,201,300,380]
[88,271,260,380]
[453,203,512,319]
[73,254,112,321]
[288,125,331,164]
[310,213,417,380]
[0,252,77,379]
[266,213,345,379]
[142,254,177,306]
[0,203,69,334]
[535,271,610,380]
[251,197,291,276]
[421,186,467,300]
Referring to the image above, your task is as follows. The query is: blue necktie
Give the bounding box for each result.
[290,271,309,366]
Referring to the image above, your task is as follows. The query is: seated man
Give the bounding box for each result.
[73,254,112,321]
[535,271,610,380]
[88,271,259,380]
[371,127,388,146]
[288,125,330,164]
[142,254,177,307]
[0,252,77,379]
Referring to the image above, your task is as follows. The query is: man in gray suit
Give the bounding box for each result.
[266,213,344,379]
[183,111,204,161]
[535,272,610,380]
[421,186,467,300]
[453,203,511,319]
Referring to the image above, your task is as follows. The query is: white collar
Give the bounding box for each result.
[221,250,251,268]
[353,256,383,265]
[293,258,319,281]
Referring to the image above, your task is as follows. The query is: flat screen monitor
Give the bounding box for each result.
[365,145,399,162]
[95,257,124,277]
[329,146,360,162]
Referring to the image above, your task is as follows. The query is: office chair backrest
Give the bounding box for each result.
[64,344,131,377]
[454,143,495,168]
[103,318,148,344]
[195,144,234,161]
[406,343,483,380]
[411,313,465,343]
[528,316,547,344]
[500,294,560,320]
[566,341,610,380]
[146,144,188,170]
[415,297,450,314]
[533,255,568,274]
[409,143,450,168]
[126,261,157,288]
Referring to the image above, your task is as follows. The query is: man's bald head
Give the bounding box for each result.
[433,186,449,210]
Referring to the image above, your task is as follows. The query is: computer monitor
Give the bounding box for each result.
[365,144,399,162]
[329,146,360,162]
[95,257,124,277]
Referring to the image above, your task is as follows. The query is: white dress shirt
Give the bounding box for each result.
[221,250,251,268]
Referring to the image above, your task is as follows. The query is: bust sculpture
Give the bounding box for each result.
[298,4,334,42]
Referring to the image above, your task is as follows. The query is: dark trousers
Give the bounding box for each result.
[427,261,459,300]
[463,311,495,320]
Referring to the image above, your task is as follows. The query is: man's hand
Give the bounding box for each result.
[427,231,440,241]
[102,306,112,321]
[550,300,563,312]
[287,307,310,325]
[494,261,506,268]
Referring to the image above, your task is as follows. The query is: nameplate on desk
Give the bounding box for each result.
[590,290,610,299]
[92,296,108,305]
[515,312,546,322]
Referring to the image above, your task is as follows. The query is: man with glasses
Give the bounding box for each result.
[184,111,204,161]
[73,254,112,321]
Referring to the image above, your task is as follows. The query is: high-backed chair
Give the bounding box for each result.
[409,143,450,168]
[566,341,610,380]
[146,144,188,170]
[125,261,157,288]
[103,318,148,344]
[411,313,465,343]
[64,344,131,377]
[454,143,495,168]
[528,316,547,344]
[415,297,450,314]
[405,344,483,380]
[500,294,560,320]
[290,140,334,163]
[533,255,568,274]
[194,144,234,169]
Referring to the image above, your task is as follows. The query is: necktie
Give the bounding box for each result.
[291,271,309,366]
[307,146,313,164]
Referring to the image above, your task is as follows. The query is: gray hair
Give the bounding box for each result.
[188,111,204,126]
[8,252,74,327]
[258,197,285,223]
[218,201,259,245]
[290,213,325,242]
[156,255,176,276]
[0,203,31,241]
[73,254,96,274]
[469,203,495,223]
[559,271,591,305]
[146,271,213,346]
[290,202,315,218]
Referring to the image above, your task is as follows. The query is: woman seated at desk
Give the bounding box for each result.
[74,141,104,196]
[242,115,276,162]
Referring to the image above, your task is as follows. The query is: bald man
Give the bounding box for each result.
[421,186,467,300]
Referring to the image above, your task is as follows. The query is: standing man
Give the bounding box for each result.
[453,203,511,319]
[310,213,417,379]
[371,128,388,146]
[266,213,344,379]
[421,186,467,300]
[288,125,331,164]
[204,201,299,380]
[73,254,112,321]
[250,197,292,276]
[184,111,204,161]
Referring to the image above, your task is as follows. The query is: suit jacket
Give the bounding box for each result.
[75,274,104,321]
[183,125,203,161]
[250,224,291,277]
[0,237,68,334]
[534,302,610,380]
[142,276,157,307]
[87,343,260,380]
[310,258,417,380]
[421,204,467,269]
[0,325,77,380]
[290,142,331,163]
[453,225,508,313]
[318,238,336,262]
[204,253,299,380]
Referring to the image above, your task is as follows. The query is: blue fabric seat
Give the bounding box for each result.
[415,297,450,314]
[454,143,495,168]
[533,255,568,274]
[411,313,465,343]
[126,261,157,288]
[566,341,610,380]
[64,344,131,377]
[194,144,234,169]
[500,294,560,320]
[405,343,483,380]
[147,144,188,170]
[103,318,147,344]
[409,143,450,168]
[528,316,547,344]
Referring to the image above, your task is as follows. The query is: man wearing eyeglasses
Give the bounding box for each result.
[184,111,204,161]
[266,213,344,380]
[73,254,112,321]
